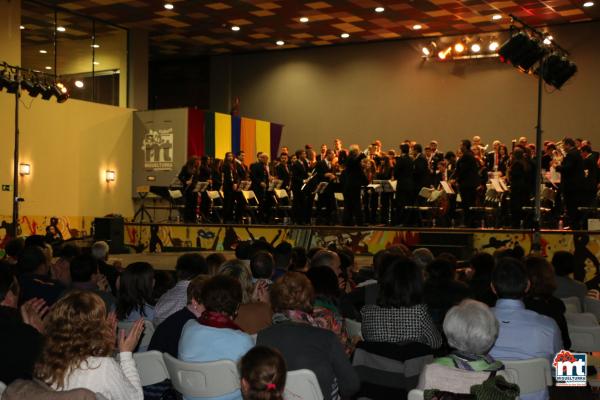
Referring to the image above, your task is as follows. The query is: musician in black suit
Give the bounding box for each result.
[508,147,532,228]
[485,140,501,172]
[291,149,309,224]
[454,140,480,227]
[412,144,431,201]
[556,138,586,229]
[222,152,239,223]
[393,143,414,225]
[178,157,199,223]
[429,140,445,171]
[250,152,271,223]
[581,145,598,207]
[275,152,291,189]
[314,149,338,224]
[236,151,249,181]
[342,146,367,226]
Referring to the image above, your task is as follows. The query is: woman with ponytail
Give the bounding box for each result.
[240,346,287,400]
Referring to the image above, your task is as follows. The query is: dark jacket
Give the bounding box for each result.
[275,163,291,189]
[257,321,360,400]
[291,160,308,192]
[455,151,480,189]
[342,153,367,192]
[18,274,65,306]
[557,148,585,193]
[148,307,196,358]
[393,155,414,193]
[413,154,431,191]
[250,162,269,194]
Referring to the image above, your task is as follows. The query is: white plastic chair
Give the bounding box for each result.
[407,389,424,400]
[565,312,600,351]
[284,369,324,400]
[500,358,552,395]
[133,351,169,386]
[344,318,363,340]
[566,312,598,326]
[118,320,155,352]
[163,353,240,398]
[584,297,600,321]
[561,296,582,313]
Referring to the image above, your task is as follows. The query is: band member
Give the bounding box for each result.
[394,143,414,225]
[362,157,377,223]
[508,147,532,228]
[497,144,509,176]
[250,153,271,222]
[178,157,199,223]
[291,149,309,224]
[222,152,238,223]
[316,144,328,162]
[342,145,367,226]
[581,145,598,207]
[334,138,347,165]
[236,151,249,181]
[211,159,223,191]
[454,140,480,227]
[412,144,431,202]
[314,149,337,224]
[429,140,444,170]
[485,140,501,172]
[556,138,585,229]
[275,153,291,189]
[376,155,393,224]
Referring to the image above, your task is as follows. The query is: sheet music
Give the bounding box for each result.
[440,181,454,194]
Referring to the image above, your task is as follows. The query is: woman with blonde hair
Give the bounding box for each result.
[35,290,145,400]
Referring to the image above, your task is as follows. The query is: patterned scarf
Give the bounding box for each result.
[272,309,316,325]
[198,311,242,331]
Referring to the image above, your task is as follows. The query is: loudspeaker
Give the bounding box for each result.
[93,217,124,252]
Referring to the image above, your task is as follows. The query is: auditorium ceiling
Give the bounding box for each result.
[25,0,600,56]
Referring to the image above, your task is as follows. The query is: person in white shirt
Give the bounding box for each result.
[35,290,145,400]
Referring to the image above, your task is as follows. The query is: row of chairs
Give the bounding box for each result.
[133,351,324,400]
[561,296,600,352]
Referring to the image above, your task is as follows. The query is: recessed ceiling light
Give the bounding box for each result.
[341,33,350,39]
[56,26,66,32]
[231,25,240,31]
[164,3,174,10]
[39,49,47,54]
[93,61,100,65]
[299,17,309,23]
[375,6,385,13]
[20,25,25,30]
[75,80,84,88]
[583,1,594,7]
[91,44,100,48]
[45,66,52,70]
[492,14,502,20]
[276,40,285,46]
[412,24,422,30]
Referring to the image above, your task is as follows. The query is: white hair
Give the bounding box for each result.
[412,248,434,269]
[443,299,499,355]
[91,241,110,260]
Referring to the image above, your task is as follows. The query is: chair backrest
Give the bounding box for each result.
[561,296,582,313]
[566,324,600,352]
[284,369,324,400]
[565,312,598,327]
[407,389,424,400]
[584,297,600,322]
[500,358,552,395]
[163,353,240,398]
[133,351,170,386]
[118,320,155,352]
[344,318,363,340]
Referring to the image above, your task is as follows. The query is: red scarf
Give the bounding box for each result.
[198,311,242,331]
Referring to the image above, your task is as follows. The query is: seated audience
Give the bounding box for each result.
[178,275,254,400]
[91,241,120,295]
[257,272,359,400]
[0,263,44,385]
[250,250,275,283]
[240,346,287,400]
[489,257,562,400]
[2,379,98,400]
[116,262,156,322]
[552,250,587,306]
[35,290,144,399]
[149,275,208,357]
[311,249,342,277]
[272,241,292,279]
[468,252,496,307]
[2,238,24,266]
[413,248,434,269]
[524,256,571,349]
[69,254,115,312]
[418,300,511,394]
[154,253,208,325]
[48,244,81,286]
[288,247,308,272]
[206,252,226,275]
[361,257,442,349]
[219,259,272,334]
[17,245,65,306]
[152,270,175,305]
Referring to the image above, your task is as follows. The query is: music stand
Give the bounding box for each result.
[133,185,154,223]
[440,181,455,195]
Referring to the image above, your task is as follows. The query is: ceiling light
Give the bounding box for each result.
[375,6,385,13]
[341,33,350,39]
[413,24,422,30]
[489,41,499,51]
[231,26,240,31]
[45,66,52,70]
[438,47,451,60]
[299,17,309,23]
[276,40,285,46]
[91,44,100,48]
[20,25,25,30]
[39,49,47,54]
[75,80,84,88]
[454,42,465,53]
[471,43,481,53]
[422,47,431,56]
[93,61,100,65]
[492,14,502,20]
[56,26,66,32]
[164,3,174,10]
[583,1,594,7]
[543,35,553,45]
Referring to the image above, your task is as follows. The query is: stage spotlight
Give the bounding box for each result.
[52,82,69,103]
[21,78,43,97]
[489,41,499,51]
[471,43,481,53]
[584,1,594,7]
[543,35,553,45]
[499,32,545,72]
[75,80,84,88]
[542,53,577,89]
[422,47,431,56]
[438,47,451,60]
[4,74,19,94]
[41,83,54,100]
[454,42,465,53]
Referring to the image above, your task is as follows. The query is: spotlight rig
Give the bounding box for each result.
[0,63,69,102]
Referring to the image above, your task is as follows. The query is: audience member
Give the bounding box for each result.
[91,241,120,295]
[149,275,208,357]
[69,254,115,312]
[206,252,226,275]
[50,244,81,286]
[288,247,308,272]
[178,275,254,400]
[489,257,562,400]
[524,256,571,349]
[361,257,442,349]
[35,290,144,399]
[250,250,275,282]
[311,250,342,277]
[0,263,45,385]
[257,272,359,400]
[219,259,272,334]
[418,300,512,395]
[152,270,176,305]
[240,346,287,400]
[116,262,156,322]
[413,248,435,269]
[552,250,588,306]
[272,242,292,279]
[3,238,24,266]
[154,253,207,325]
[468,252,496,307]
[17,245,65,306]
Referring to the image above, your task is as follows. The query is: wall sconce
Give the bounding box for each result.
[105,170,116,182]
[19,163,31,176]
[146,175,156,182]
